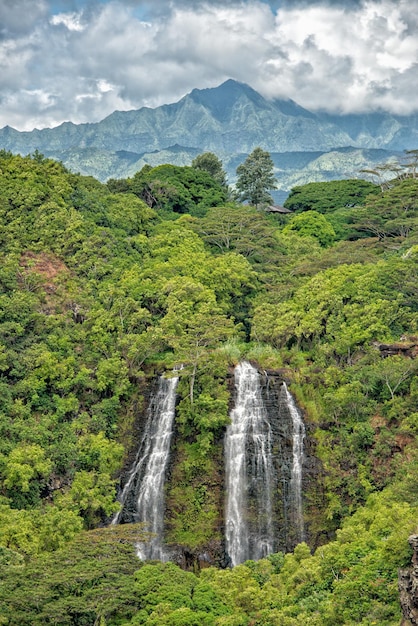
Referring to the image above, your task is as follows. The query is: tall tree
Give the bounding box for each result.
[235,147,277,209]
[191,152,228,187]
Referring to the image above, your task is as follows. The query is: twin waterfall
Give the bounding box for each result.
[113,362,305,565]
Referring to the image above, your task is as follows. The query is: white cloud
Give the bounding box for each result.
[50,12,86,31]
[1,0,418,130]
[260,0,418,112]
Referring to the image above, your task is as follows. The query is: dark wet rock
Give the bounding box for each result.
[399,535,418,625]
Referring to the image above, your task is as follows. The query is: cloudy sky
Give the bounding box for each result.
[1,0,418,130]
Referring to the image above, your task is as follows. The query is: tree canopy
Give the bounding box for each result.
[117,163,228,218]
[283,179,379,214]
[282,210,336,247]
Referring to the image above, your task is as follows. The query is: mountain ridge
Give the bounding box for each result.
[0,79,415,190]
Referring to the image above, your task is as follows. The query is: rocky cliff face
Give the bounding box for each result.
[399,535,418,625]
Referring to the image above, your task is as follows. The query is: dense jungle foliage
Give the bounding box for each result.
[0,150,417,625]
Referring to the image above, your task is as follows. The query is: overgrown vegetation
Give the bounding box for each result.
[0,149,417,624]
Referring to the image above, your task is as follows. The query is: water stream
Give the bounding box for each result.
[282,382,305,543]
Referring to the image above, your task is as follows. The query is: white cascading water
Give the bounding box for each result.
[112,372,179,560]
[225,361,274,566]
[283,382,305,543]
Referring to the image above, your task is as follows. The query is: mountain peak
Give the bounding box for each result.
[186,80,317,122]
[186,79,269,121]
[190,79,261,100]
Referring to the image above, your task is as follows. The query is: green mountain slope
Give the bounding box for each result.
[0,151,417,625]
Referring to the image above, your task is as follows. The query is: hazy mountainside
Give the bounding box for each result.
[0,80,413,189]
[48,143,401,205]
[320,110,418,151]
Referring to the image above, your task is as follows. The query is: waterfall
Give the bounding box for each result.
[282,382,305,543]
[112,372,179,560]
[225,361,274,566]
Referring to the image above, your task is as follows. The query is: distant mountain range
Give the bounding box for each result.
[1,79,417,197]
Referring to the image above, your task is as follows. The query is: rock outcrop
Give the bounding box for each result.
[399,535,418,625]
[374,338,418,359]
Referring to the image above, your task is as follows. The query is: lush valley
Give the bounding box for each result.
[0,148,417,625]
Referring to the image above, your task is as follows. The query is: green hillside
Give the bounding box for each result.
[0,150,417,625]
